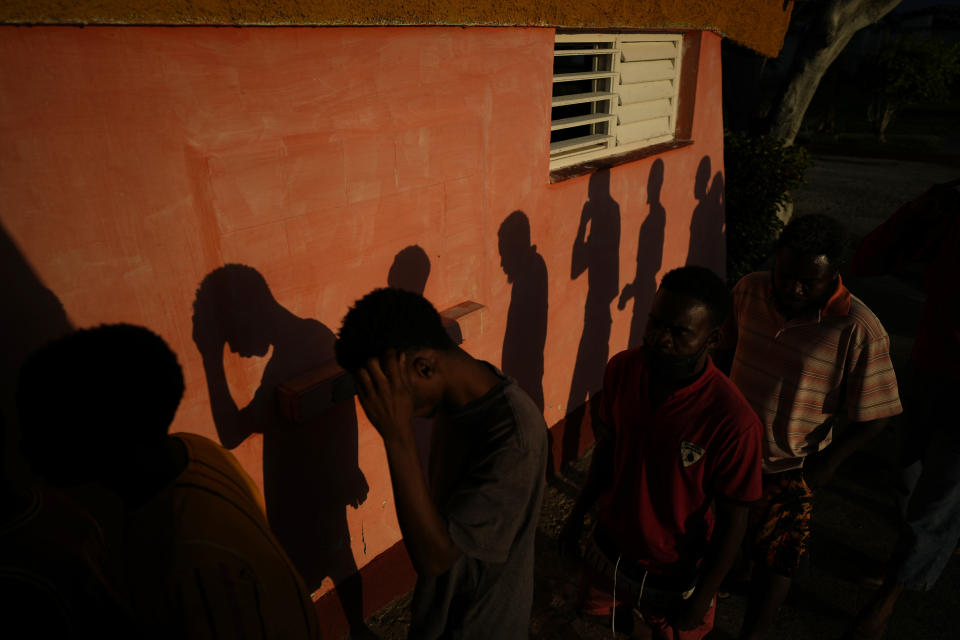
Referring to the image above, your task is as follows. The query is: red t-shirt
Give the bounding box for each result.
[595,349,763,575]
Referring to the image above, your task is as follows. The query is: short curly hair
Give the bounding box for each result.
[659,266,730,328]
[335,288,455,371]
[774,214,847,270]
[17,324,185,445]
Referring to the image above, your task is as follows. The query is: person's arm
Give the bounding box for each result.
[560,356,619,556]
[679,404,764,629]
[804,322,902,489]
[571,207,591,280]
[618,281,636,310]
[199,354,262,448]
[676,500,748,629]
[801,417,890,490]
[559,424,614,556]
[193,313,261,449]
[355,352,461,577]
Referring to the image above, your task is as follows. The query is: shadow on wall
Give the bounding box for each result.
[387,245,437,477]
[0,222,72,484]
[686,156,726,274]
[498,211,549,413]
[562,170,621,467]
[619,159,667,350]
[191,264,370,634]
[388,245,431,295]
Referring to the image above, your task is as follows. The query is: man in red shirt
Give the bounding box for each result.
[562,266,764,639]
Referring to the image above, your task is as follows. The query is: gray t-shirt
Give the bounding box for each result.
[409,371,548,639]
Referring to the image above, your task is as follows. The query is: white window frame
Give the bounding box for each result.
[551,33,684,170]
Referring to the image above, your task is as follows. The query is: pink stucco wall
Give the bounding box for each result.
[0,25,725,625]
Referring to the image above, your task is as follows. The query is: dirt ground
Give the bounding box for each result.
[363,155,960,640]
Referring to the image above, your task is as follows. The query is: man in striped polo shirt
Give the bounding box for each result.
[722,215,903,640]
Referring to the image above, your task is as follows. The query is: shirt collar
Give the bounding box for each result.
[821,274,852,318]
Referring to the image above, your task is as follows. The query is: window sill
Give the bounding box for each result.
[549,139,694,183]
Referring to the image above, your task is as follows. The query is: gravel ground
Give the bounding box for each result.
[363,155,960,640]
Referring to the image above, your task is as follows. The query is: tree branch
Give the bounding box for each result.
[768,0,903,144]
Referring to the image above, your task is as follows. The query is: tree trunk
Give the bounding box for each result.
[878,103,896,142]
[767,0,903,145]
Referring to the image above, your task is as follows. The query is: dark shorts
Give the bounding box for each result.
[579,528,714,639]
[750,469,814,576]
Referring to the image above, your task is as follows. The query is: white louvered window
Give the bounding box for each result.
[551,33,683,170]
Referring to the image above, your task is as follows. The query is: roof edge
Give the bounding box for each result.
[0,2,794,57]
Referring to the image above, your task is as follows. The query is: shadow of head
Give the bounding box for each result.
[588,169,612,202]
[694,156,711,200]
[16,324,184,489]
[194,264,277,358]
[710,171,724,200]
[498,210,533,282]
[648,158,665,204]
[388,245,431,295]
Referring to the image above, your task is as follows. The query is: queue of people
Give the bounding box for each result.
[5,200,954,638]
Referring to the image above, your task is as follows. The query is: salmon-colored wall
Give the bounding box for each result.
[0,24,725,615]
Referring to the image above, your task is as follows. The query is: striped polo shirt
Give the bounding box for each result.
[727,272,902,473]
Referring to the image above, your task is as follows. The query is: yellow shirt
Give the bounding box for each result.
[124,433,318,639]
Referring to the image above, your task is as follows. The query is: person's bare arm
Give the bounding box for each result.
[677,500,748,629]
[802,417,890,490]
[193,314,260,449]
[571,207,591,280]
[559,426,614,556]
[355,352,461,577]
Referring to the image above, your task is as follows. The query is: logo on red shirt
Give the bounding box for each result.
[680,441,705,467]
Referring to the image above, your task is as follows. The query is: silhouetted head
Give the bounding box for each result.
[194,264,275,357]
[772,214,845,317]
[336,288,456,416]
[388,246,431,295]
[498,211,533,282]
[643,266,728,383]
[588,170,611,201]
[694,156,711,200]
[647,159,665,204]
[710,172,724,201]
[16,324,185,486]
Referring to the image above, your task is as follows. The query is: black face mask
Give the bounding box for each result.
[641,341,708,383]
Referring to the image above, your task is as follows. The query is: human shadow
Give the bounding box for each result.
[192,264,370,634]
[686,156,726,273]
[388,246,436,477]
[563,171,621,466]
[0,222,71,485]
[499,211,549,413]
[388,245,431,295]
[618,159,667,349]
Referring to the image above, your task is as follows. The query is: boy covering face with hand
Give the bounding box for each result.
[335,288,548,639]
